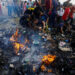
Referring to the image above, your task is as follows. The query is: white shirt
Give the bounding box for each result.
[57,8,64,16]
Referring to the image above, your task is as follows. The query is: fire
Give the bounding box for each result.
[10,29,29,54]
[47,69,52,73]
[41,65,53,72]
[41,65,46,71]
[33,66,36,72]
[42,55,56,65]
[10,29,19,42]
[13,42,24,54]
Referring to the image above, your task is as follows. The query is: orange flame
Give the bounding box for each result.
[10,29,29,54]
[33,66,36,72]
[47,69,52,73]
[42,54,56,65]
[41,65,46,71]
[13,42,24,54]
[10,29,19,42]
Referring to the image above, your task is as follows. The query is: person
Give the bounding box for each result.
[63,0,71,7]
[28,0,34,7]
[49,6,57,28]
[20,14,31,27]
[32,11,48,31]
[26,3,29,9]
[7,3,13,16]
[40,11,48,30]
[57,0,60,7]
[20,2,24,16]
[62,5,71,32]
[57,6,64,34]
[13,1,19,17]
[24,1,27,12]
[52,0,59,9]
[33,18,44,31]
[45,0,51,14]
[33,2,44,19]
[0,2,2,15]
[68,6,75,26]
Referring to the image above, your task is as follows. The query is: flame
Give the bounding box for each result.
[13,42,24,54]
[47,69,52,73]
[41,65,46,71]
[10,29,19,42]
[42,55,56,65]
[33,66,36,72]
[10,29,29,54]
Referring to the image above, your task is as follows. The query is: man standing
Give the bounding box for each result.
[7,0,13,16]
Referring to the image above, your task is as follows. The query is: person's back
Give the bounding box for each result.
[69,6,75,19]
[62,7,70,21]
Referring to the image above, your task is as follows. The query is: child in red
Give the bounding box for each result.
[62,5,70,32]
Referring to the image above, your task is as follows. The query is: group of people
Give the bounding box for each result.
[0,0,74,35]
[20,0,75,36]
[0,0,34,17]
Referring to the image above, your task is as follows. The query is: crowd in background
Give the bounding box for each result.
[0,0,75,35]
[0,0,35,16]
[20,0,75,36]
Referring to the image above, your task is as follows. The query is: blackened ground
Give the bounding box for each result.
[0,17,75,75]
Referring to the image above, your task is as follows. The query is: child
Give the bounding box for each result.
[20,15,31,27]
[32,18,41,30]
[23,1,27,12]
[57,6,64,34]
[40,11,49,30]
[26,3,29,9]
[62,5,70,32]
[32,11,49,31]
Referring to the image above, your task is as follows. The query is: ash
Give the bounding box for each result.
[0,17,57,75]
[0,17,74,75]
